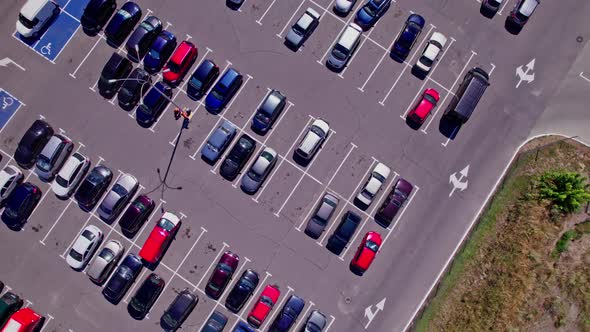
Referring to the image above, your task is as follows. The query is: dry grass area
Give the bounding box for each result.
[415,138,590,332]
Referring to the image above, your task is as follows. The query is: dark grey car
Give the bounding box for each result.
[304,310,327,332]
[160,289,198,331]
[285,8,320,50]
[125,15,162,62]
[201,310,228,332]
[98,173,139,222]
[305,193,339,239]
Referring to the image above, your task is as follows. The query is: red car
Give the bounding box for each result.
[407,88,440,125]
[247,284,280,328]
[163,40,198,86]
[139,212,181,264]
[350,231,382,275]
[1,308,42,332]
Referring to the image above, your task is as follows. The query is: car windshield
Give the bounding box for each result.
[332,45,348,60]
[56,175,69,187]
[87,170,105,183]
[4,206,18,218]
[69,249,83,261]
[158,217,176,231]
[36,155,51,171]
[364,5,377,17]
[255,112,270,124]
[366,240,379,252]
[18,14,38,29]
[117,9,131,19]
[167,61,181,73]
[293,21,306,35]
[394,188,408,199]
[82,230,96,240]
[99,248,115,261]
[133,200,146,210]
[307,322,322,332]
[420,55,433,67]
[211,89,225,100]
[148,49,160,60]
[219,263,233,273]
[241,279,255,289]
[140,21,153,31]
[112,184,128,197]
[260,296,273,306]
[361,189,374,199]
[189,77,202,90]
[162,313,177,326]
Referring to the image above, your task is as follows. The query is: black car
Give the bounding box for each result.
[160,288,198,331]
[119,195,155,237]
[75,165,114,211]
[125,15,162,62]
[225,269,259,313]
[98,52,133,99]
[1,182,42,230]
[81,0,117,36]
[128,273,165,320]
[186,59,219,100]
[219,134,256,181]
[117,67,151,110]
[326,211,361,255]
[0,292,24,327]
[104,1,142,48]
[390,14,425,63]
[251,89,286,134]
[202,310,228,332]
[136,81,173,128]
[14,120,54,168]
[103,254,143,304]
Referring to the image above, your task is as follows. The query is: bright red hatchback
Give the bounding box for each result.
[350,231,382,275]
[163,40,198,86]
[247,284,280,328]
[1,308,42,332]
[139,212,181,264]
[407,88,440,125]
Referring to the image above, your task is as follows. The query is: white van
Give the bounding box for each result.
[16,0,59,38]
[327,23,363,70]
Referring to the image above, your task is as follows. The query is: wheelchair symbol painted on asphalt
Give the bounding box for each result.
[40,43,52,55]
[2,97,14,110]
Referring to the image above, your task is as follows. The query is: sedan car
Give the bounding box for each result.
[144,31,177,73]
[204,68,243,113]
[294,119,330,163]
[128,273,165,320]
[205,251,240,300]
[201,120,237,163]
[87,239,125,284]
[75,165,114,211]
[187,59,219,100]
[251,90,286,134]
[355,0,391,28]
[334,0,357,15]
[160,289,198,331]
[202,310,228,332]
[390,14,425,62]
[119,195,155,237]
[355,162,391,208]
[350,231,382,275]
[125,15,162,62]
[374,178,413,227]
[247,284,280,328]
[326,211,361,255]
[1,308,42,332]
[14,120,54,169]
[0,292,24,328]
[506,0,539,29]
[102,253,143,304]
[285,8,320,50]
[81,0,117,36]
[0,165,23,205]
[269,295,305,332]
[163,40,198,86]
[480,0,503,16]
[304,193,339,239]
[34,134,73,181]
[136,81,173,128]
[1,182,42,230]
[241,147,278,194]
[117,67,152,110]
[414,32,447,76]
[51,152,91,199]
[66,225,103,270]
[225,269,259,313]
[97,173,139,222]
[138,212,181,264]
[407,88,439,125]
[104,1,142,47]
[302,310,327,332]
[220,135,256,181]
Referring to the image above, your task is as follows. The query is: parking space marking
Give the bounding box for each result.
[261,285,294,331]
[276,0,306,38]
[0,88,25,134]
[339,22,379,79]
[39,198,76,246]
[292,300,315,331]
[316,0,364,65]
[193,242,230,291]
[580,72,590,83]
[229,271,273,331]
[358,25,405,92]
[382,185,419,245]
[497,0,513,15]
[38,314,54,332]
[69,37,101,79]
[325,315,337,332]
[489,63,496,76]
[256,0,279,25]
[309,0,335,22]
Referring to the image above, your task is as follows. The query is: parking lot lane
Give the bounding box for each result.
[277,175,324,223]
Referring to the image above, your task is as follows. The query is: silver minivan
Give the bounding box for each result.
[35,134,74,181]
[327,23,363,70]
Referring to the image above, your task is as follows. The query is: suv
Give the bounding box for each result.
[251,90,286,134]
[128,273,165,320]
[35,134,74,181]
[14,120,54,168]
[118,67,151,110]
[225,269,259,313]
[295,119,330,163]
[163,40,198,86]
[305,193,339,239]
[136,81,173,128]
[205,68,243,113]
[391,14,425,62]
[327,23,362,70]
[414,32,447,77]
[443,67,489,124]
[98,52,133,99]
[507,0,539,29]
[326,211,361,255]
[81,0,116,36]
[104,1,142,47]
[125,15,162,62]
[205,251,240,300]
[220,134,256,181]
[186,59,219,100]
[355,0,391,28]
[269,295,305,332]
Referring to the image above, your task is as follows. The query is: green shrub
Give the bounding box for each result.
[538,171,590,213]
[553,230,581,257]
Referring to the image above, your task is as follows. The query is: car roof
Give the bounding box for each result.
[193,59,216,80]
[219,68,241,87]
[20,0,48,20]
[170,41,196,64]
[40,135,66,157]
[519,0,539,16]
[58,153,85,179]
[338,212,361,236]
[251,148,276,174]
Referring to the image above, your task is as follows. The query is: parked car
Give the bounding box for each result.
[125,15,162,62]
[234,321,254,332]
[374,178,413,227]
[160,288,198,331]
[355,0,391,28]
[251,90,286,134]
[34,134,73,181]
[81,0,117,36]
[201,310,228,332]
[247,284,280,328]
[75,165,114,211]
[225,269,259,313]
[87,239,124,284]
[226,0,245,10]
[102,253,143,303]
[128,273,165,320]
[443,67,489,124]
[414,32,447,76]
[98,52,133,99]
[507,0,539,29]
[118,67,151,110]
[144,30,177,73]
[163,40,198,86]
[480,0,502,16]
[205,251,240,300]
[304,193,339,239]
[16,0,59,39]
[0,308,42,332]
[241,148,278,194]
[407,88,439,125]
[326,211,361,255]
[302,310,327,332]
[285,8,320,50]
[0,292,24,328]
[1,182,42,230]
[187,59,220,100]
[390,14,425,62]
[334,0,357,15]
[355,162,391,208]
[201,120,237,163]
[14,120,54,169]
[104,1,141,47]
[136,81,173,128]
[350,231,382,274]
[0,165,24,205]
[97,173,138,222]
[295,119,329,163]
[269,295,305,332]
[138,212,181,264]
[220,135,256,181]
[327,23,362,70]
[205,68,243,113]
[119,195,155,236]
[51,152,91,198]
[66,225,103,270]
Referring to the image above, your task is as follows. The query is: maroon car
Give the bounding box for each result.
[119,195,155,237]
[205,251,240,300]
[374,178,413,228]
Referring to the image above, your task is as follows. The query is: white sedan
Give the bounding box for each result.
[356,163,391,207]
[52,152,90,198]
[334,0,357,15]
[414,32,447,75]
[66,225,103,270]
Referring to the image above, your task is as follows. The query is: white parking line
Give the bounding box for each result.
[338,22,379,78]
[580,72,590,83]
[194,242,230,290]
[261,285,294,331]
[497,0,513,15]
[256,0,279,25]
[40,198,76,246]
[24,300,33,308]
[325,315,337,332]
[38,314,54,332]
[276,0,307,38]
[292,301,315,331]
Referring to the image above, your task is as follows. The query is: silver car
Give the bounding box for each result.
[0,165,23,204]
[285,8,320,50]
[304,310,327,332]
[87,239,125,284]
[98,174,139,222]
[35,134,74,181]
[305,193,339,239]
[241,147,278,194]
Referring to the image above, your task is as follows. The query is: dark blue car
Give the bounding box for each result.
[390,14,425,62]
[187,59,220,100]
[251,90,286,134]
[233,321,254,332]
[104,2,142,48]
[269,295,305,332]
[136,82,173,128]
[1,183,42,230]
[355,0,391,28]
[102,254,143,304]
[205,68,243,113]
[143,31,177,73]
[125,15,162,62]
[225,269,259,313]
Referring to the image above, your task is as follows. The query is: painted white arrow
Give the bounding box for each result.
[515,58,535,88]
[449,165,469,197]
[0,57,26,71]
[364,298,386,329]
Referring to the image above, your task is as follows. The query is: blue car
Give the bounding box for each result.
[233,321,254,332]
[205,68,243,113]
[104,2,142,48]
[355,0,391,28]
[201,120,237,163]
[269,295,305,332]
[143,31,177,73]
[390,14,425,62]
[187,59,220,100]
[136,82,173,128]
[1,182,42,230]
[102,254,143,304]
[251,90,286,134]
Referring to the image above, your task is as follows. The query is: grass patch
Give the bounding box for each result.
[552,230,582,257]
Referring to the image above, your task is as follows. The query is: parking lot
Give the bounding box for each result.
[1,0,587,331]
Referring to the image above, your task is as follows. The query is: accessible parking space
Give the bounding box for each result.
[0,89,24,134]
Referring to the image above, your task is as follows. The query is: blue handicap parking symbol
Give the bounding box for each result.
[0,90,23,131]
[33,12,80,62]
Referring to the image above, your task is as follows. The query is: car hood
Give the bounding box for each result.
[305,218,326,237]
[143,55,160,70]
[251,302,272,321]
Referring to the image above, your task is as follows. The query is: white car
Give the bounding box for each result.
[356,163,391,207]
[52,152,91,198]
[87,239,125,284]
[0,165,23,204]
[16,0,59,38]
[414,32,447,75]
[295,119,330,162]
[66,225,103,270]
[334,0,357,15]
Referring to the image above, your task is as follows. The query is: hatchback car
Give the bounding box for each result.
[205,68,243,113]
[251,90,286,134]
[34,134,73,181]
[225,269,259,313]
[104,1,142,47]
[285,8,320,50]
[118,67,151,110]
[220,135,256,181]
[136,81,173,128]
[66,225,103,270]
[0,165,24,205]
[125,15,162,62]
[374,178,413,227]
[355,0,391,28]
[186,59,220,100]
[205,251,240,300]
[247,284,280,328]
[202,310,228,332]
[14,120,54,169]
[269,295,305,332]
[163,40,198,86]
[144,31,177,73]
[1,182,42,230]
[350,231,382,275]
[304,193,339,239]
[98,52,134,99]
[241,147,278,194]
[102,253,143,303]
[52,152,91,198]
[303,310,327,332]
[506,0,539,29]
[0,292,24,328]
[407,88,439,125]
[75,165,114,211]
[160,288,198,331]
[98,173,139,222]
[334,0,357,15]
[87,239,124,284]
[391,14,425,62]
[1,308,42,332]
[119,195,155,237]
[414,32,447,76]
[295,119,329,163]
[128,273,165,320]
[201,120,237,163]
[355,162,391,208]
[138,212,181,264]
[326,211,361,255]
[81,0,116,36]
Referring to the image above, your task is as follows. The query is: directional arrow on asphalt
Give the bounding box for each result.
[0,57,26,71]
[449,165,469,197]
[515,58,535,88]
[364,298,386,329]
